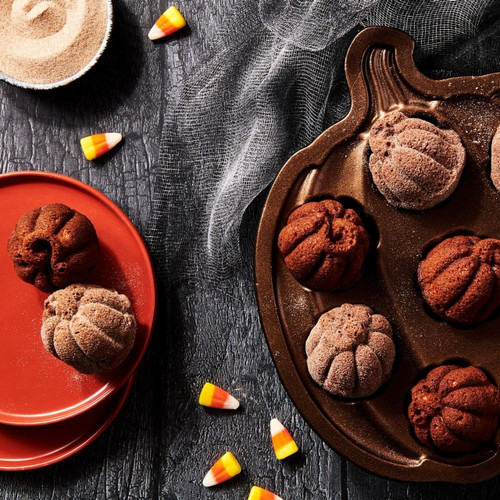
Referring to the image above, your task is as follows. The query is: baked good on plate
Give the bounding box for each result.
[305,303,395,398]
[418,235,500,324]
[277,199,369,291]
[8,203,99,292]
[41,284,136,374]
[368,111,466,210]
[408,365,500,453]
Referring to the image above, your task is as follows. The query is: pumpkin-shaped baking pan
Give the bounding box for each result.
[255,26,500,483]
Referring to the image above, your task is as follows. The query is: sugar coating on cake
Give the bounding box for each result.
[8,203,99,292]
[491,124,500,191]
[408,365,500,453]
[277,199,370,291]
[41,284,136,374]
[305,303,395,398]
[368,111,466,210]
[418,235,500,324]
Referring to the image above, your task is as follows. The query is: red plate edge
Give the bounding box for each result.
[0,376,134,471]
[0,170,157,425]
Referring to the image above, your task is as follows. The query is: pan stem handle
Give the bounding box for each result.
[363,46,432,120]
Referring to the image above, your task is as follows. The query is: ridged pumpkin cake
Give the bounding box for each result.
[41,284,136,374]
[278,199,369,291]
[8,203,99,292]
[408,365,500,453]
[418,235,500,324]
[305,303,395,398]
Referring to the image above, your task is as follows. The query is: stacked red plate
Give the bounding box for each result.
[0,171,156,470]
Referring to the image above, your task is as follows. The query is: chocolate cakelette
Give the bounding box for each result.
[418,235,500,325]
[8,203,99,292]
[255,27,500,482]
[408,365,500,453]
[277,199,369,291]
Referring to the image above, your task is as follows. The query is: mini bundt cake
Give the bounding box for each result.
[418,235,500,324]
[491,124,500,191]
[277,199,370,291]
[305,303,395,398]
[368,111,466,210]
[8,203,99,292]
[41,284,136,374]
[408,365,500,453]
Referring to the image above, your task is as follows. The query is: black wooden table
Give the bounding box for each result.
[1,1,500,498]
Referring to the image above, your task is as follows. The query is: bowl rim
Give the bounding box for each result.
[0,0,114,90]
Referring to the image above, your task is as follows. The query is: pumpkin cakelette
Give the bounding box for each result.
[368,111,465,210]
[408,365,500,453]
[41,284,136,374]
[306,304,395,398]
[418,235,500,325]
[277,199,369,291]
[7,203,99,293]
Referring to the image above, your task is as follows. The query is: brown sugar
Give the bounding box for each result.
[42,284,136,374]
[0,0,109,85]
[277,199,370,291]
[408,365,500,453]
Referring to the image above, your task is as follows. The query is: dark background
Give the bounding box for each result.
[1,1,500,498]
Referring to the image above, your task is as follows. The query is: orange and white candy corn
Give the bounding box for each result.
[248,486,284,500]
[270,418,298,460]
[199,382,239,410]
[202,451,241,487]
[80,133,122,161]
[148,6,186,41]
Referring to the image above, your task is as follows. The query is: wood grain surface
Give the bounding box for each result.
[1,1,500,499]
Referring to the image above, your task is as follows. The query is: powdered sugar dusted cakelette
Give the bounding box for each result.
[417,235,500,325]
[368,111,466,210]
[42,284,136,374]
[491,124,500,191]
[305,304,395,398]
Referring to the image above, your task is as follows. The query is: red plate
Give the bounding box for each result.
[0,171,156,425]
[0,377,133,470]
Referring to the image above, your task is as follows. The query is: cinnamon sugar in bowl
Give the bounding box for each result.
[0,0,113,90]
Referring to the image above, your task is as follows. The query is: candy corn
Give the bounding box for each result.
[248,486,284,500]
[148,6,186,41]
[80,133,122,161]
[202,451,241,487]
[270,418,298,460]
[199,382,240,410]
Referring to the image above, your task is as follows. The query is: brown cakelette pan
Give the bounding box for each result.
[255,26,500,483]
